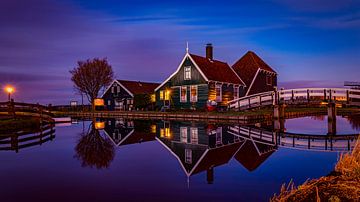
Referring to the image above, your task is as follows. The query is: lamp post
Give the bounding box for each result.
[5,85,14,101]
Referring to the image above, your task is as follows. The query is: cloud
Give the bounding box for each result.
[273,0,355,12]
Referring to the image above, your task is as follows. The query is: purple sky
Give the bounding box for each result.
[0,0,359,104]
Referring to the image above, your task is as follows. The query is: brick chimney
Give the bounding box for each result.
[206,43,213,60]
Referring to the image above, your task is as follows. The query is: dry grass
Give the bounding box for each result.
[271,139,360,202]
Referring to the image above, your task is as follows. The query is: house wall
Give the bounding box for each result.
[102,82,133,111]
[208,82,246,107]
[247,71,277,96]
[155,56,208,110]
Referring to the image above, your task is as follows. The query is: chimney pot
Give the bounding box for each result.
[206,43,213,60]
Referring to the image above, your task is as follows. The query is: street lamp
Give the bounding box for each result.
[4,85,15,101]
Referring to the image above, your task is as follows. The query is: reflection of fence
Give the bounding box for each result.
[0,124,55,152]
[228,126,359,152]
[0,101,54,121]
[229,88,360,110]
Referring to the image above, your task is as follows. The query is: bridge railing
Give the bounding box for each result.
[0,101,54,120]
[228,88,360,110]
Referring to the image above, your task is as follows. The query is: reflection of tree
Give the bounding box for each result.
[347,114,360,131]
[74,123,115,169]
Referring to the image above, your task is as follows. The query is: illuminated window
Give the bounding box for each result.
[190,85,198,102]
[180,127,187,143]
[151,94,156,102]
[190,128,198,144]
[266,75,272,86]
[185,149,192,164]
[180,86,187,102]
[216,84,222,102]
[159,91,164,100]
[184,66,191,80]
[165,90,170,100]
[234,86,239,100]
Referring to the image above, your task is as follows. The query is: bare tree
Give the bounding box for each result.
[70,58,114,109]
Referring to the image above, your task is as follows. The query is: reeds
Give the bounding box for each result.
[271,138,360,202]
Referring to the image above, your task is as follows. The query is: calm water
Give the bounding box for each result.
[0,115,359,202]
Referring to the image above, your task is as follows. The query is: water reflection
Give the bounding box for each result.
[0,123,55,153]
[74,122,115,169]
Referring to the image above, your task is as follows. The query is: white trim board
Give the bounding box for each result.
[101,80,134,98]
[245,68,260,96]
[155,53,209,92]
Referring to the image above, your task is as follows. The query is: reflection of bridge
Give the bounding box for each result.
[0,124,55,153]
[228,126,359,152]
[228,88,360,110]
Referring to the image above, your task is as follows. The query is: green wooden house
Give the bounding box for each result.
[155,44,246,110]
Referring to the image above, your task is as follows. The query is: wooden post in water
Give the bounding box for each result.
[327,102,336,135]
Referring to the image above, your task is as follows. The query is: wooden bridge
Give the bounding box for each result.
[228,88,360,110]
[227,126,359,152]
[0,101,54,122]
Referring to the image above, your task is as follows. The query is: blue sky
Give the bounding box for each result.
[0,0,359,104]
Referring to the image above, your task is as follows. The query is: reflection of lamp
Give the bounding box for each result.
[4,85,15,101]
[95,122,105,130]
[94,98,104,106]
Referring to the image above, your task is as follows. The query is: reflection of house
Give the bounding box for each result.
[103,118,155,146]
[156,121,244,184]
[234,140,276,171]
[102,80,159,111]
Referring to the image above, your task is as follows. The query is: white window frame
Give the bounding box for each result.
[108,100,111,106]
[216,127,222,145]
[216,84,222,102]
[180,86,187,102]
[184,66,191,80]
[234,86,239,100]
[111,86,115,93]
[190,127,198,144]
[185,149,192,164]
[180,127,187,143]
[190,85,198,102]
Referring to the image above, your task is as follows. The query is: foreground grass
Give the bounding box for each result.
[0,117,41,134]
[271,138,360,201]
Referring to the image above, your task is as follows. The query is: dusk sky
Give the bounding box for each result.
[1,0,359,104]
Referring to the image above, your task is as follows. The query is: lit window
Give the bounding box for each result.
[190,85,198,102]
[266,75,272,86]
[185,149,192,164]
[165,90,170,100]
[190,128,198,144]
[234,86,239,100]
[180,86,187,102]
[151,94,156,102]
[216,84,222,102]
[159,91,164,100]
[184,66,191,80]
[180,127,187,143]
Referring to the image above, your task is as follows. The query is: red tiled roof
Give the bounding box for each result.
[117,80,159,95]
[232,51,276,87]
[189,54,245,85]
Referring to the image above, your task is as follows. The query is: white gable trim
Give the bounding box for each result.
[154,53,209,92]
[103,128,135,147]
[229,65,247,87]
[245,68,260,96]
[101,80,134,98]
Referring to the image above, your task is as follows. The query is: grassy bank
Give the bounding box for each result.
[0,117,41,134]
[271,138,360,201]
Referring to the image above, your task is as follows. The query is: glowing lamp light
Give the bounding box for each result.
[4,85,15,101]
[5,86,14,94]
[94,121,105,130]
[94,98,104,106]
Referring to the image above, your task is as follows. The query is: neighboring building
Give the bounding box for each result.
[155,44,246,110]
[232,51,277,96]
[101,80,159,111]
